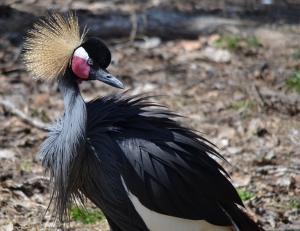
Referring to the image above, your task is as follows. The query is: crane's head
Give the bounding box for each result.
[23,11,124,89]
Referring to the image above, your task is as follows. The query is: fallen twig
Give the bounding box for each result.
[252,165,300,175]
[129,0,138,43]
[254,84,268,107]
[0,99,49,131]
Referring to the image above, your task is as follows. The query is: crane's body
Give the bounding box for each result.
[23,11,264,231]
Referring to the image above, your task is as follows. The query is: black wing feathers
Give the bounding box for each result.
[86,93,263,231]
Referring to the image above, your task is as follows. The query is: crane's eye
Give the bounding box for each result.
[87,58,93,65]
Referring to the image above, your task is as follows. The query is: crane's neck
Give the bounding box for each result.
[58,73,87,140]
[53,72,87,221]
[57,72,87,162]
[59,74,85,112]
[38,71,88,222]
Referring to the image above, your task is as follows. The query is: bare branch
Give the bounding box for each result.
[0,99,49,131]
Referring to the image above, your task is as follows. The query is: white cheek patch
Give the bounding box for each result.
[72,46,90,79]
[74,46,89,60]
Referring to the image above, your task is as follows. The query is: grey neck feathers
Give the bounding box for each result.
[38,71,87,223]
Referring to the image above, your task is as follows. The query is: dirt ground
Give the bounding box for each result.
[0,1,300,230]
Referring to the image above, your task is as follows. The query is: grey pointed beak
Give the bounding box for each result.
[89,67,124,89]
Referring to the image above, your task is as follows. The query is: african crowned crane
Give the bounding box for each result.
[23,11,264,231]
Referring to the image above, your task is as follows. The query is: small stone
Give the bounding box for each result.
[219,138,229,148]
[71,1,88,10]
[140,37,161,49]
[202,47,231,63]
[207,34,221,46]
[0,221,13,231]
[276,176,295,188]
[215,101,226,111]
[12,190,29,201]
[0,149,16,161]
[284,208,299,222]
[227,147,243,155]
[218,126,236,140]
[265,150,276,160]
[32,194,44,204]
[15,202,31,213]
[143,83,158,91]
[0,188,12,203]
[180,40,201,51]
[233,91,246,101]
[231,173,252,187]
[254,69,262,78]
[3,180,22,189]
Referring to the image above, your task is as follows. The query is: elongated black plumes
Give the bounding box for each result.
[84,92,263,230]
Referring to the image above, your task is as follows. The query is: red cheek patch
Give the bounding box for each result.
[71,55,90,79]
[76,79,83,84]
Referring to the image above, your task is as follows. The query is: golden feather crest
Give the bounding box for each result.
[23,11,87,81]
